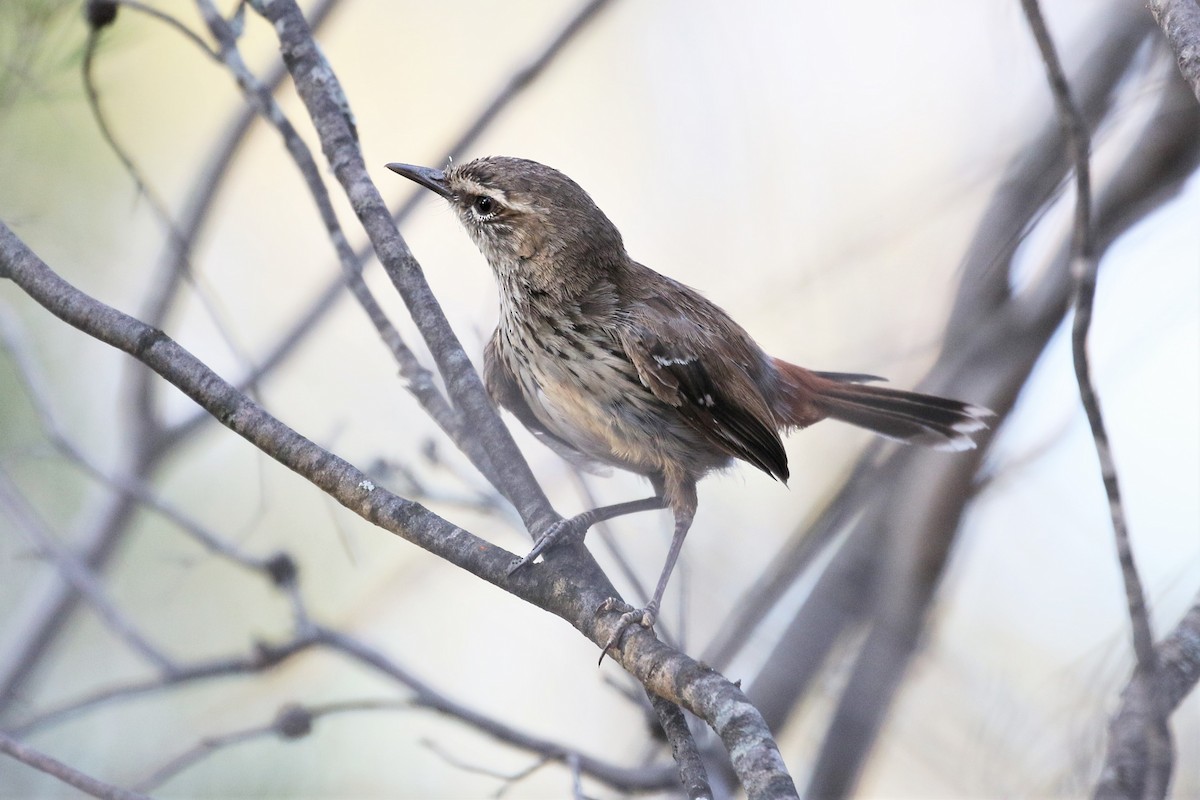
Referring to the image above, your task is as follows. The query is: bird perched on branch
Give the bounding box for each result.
[388,156,990,653]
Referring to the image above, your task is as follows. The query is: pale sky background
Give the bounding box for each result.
[0,1,1197,797]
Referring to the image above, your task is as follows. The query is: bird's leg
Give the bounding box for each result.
[600,475,697,658]
[507,495,666,575]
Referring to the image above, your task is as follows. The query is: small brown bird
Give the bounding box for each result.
[388,156,990,647]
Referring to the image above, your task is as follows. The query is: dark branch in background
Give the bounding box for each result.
[678,6,1200,796]
[0,470,176,674]
[799,11,1160,798]
[0,730,150,800]
[711,3,1158,700]
[1021,3,1171,798]
[0,0,348,720]
[131,700,406,792]
[1149,0,1200,103]
[7,634,321,738]
[805,23,1198,794]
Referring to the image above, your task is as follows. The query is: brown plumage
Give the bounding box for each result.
[387,156,991,648]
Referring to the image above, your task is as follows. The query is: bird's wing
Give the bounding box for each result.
[482,333,609,473]
[618,292,789,482]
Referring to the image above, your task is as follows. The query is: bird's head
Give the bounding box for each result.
[387,156,627,292]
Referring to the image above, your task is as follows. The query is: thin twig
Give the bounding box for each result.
[87,1,258,405]
[0,0,347,720]
[1021,3,1168,797]
[138,0,344,434]
[133,699,411,791]
[168,0,622,449]
[0,304,275,575]
[7,633,319,737]
[422,738,552,787]
[0,468,177,674]
[192,0,462,440]
[315,626,679,793]
[1019,0,1153,659]
[761,9,1166,795]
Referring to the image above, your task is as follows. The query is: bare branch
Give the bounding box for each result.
[248,0,558,535]
[1148,0,1200,103]
[1097,597,1200,799]
[0,729,150,800]
[648,693,711,800]
[87,1,258,403]
[0,0,348,720]
[0,219,794,796]
[132,720,273,793]
[191,0,463,447]
[0,468,176,673]
[133,700,407,792]
[1022,3,1170,796]
[716,8,1197,796]
[316,626,679,794]
[1020,0,1157,673]
[8,633,319,737]
[0,304,279,576]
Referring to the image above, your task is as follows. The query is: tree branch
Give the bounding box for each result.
[1096,597,1200,799]
[0,0,605,723]
[1022,3,1170,797]
[0,469,176,674]
[248,0,558,533]
[0,729,150,800]
[0,218,795,797]
[1148,0,1200,103]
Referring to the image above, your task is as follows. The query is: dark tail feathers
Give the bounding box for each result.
[774,360,992,451]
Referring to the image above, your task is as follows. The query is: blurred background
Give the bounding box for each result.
[1,0,1197,797]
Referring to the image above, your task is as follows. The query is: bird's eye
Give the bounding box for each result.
[472,195,496,217]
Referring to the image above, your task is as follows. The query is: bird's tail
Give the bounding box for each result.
[772,358,992,452]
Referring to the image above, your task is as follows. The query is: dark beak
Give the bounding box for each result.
[386,162,452,199]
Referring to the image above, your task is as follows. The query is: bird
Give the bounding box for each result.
[387,156,991,652]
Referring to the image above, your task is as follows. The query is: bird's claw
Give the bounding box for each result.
[507,517,585,576]
[597,597,658,664]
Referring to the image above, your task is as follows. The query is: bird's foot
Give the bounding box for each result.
[597,597,658,663]
[506,515,589,576]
